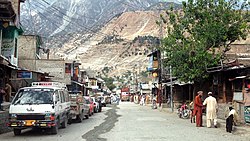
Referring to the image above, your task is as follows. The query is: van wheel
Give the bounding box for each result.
[61,117,68,128]
[13,129,21,136]
[51,120,59,134]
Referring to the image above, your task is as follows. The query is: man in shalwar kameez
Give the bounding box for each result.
[194,91,203,127]
[203,92,218,128]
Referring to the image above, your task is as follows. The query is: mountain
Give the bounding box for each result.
[20,0,181,36]
[48,10,170,78]
[20,0,181,78]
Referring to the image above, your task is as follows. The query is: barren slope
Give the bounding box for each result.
[51,11,164,77]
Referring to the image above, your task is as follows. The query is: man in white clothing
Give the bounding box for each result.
[203,92,218,128]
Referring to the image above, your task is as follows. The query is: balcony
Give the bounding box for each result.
[0,0,15,22]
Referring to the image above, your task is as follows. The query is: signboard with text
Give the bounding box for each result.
[17,71,32,79]
[233,92,243,101]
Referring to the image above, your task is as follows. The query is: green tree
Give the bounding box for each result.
[161,0,250,82]
[102,77,116,91]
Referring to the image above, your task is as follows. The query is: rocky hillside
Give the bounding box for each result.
[21,0,181,36]
[20,0,181,77]
[49,11,168,77]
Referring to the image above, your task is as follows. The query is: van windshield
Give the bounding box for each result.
[12,88,54,105]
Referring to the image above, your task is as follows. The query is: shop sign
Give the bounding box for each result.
[17,71,32,79]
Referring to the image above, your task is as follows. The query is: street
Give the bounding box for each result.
[0,102,249,141]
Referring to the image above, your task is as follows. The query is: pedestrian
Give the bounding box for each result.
[0,88,6,111]
[203,92,218,128]
[226,106,238,133]
[194,91,203,127]
[189,101,195,123]
[4,80,12,102]
[140,95,145,106]
[116,96,120,105]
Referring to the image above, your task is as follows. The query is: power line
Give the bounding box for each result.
[26,0,37,35]
[40,0,96,20]
[29,2,73,35]
[25,0,160,50]
[36,0,110,37]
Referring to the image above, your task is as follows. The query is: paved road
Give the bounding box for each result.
[0,102,249,141]
[101,102,249,141]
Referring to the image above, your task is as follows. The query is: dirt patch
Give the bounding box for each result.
[82,105,120,141]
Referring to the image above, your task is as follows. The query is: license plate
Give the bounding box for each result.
[25,120,35,126]
[11,124,17,127]
[40,124,47,127]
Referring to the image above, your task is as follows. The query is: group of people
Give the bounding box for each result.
[0,81,12,111]
[192,91,237,133]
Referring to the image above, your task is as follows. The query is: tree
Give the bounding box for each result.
[161,0,250,82]
[102,77,116,91]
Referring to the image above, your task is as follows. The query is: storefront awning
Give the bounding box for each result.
[164,80,193,86]
[72,81,84,86]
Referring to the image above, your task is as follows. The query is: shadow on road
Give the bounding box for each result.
[82,104,121,141]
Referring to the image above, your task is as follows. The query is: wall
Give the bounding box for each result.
[17,35,37,70]
[36,59,65,83]
[18,35,37,60]
[18,60,36,70]
[0,111,11,134]
[64,73,71,85]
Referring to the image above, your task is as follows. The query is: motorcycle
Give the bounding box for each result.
[177,103,190,119]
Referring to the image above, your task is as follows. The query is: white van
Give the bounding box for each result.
[8,82,70,135]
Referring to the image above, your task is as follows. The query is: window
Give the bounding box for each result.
[60,91,65,103]
[12,88,53,105]
[55,90,60,103]
[64,90,69,102]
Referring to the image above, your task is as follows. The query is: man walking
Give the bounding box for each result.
[203,92,218,128]
[5,81,12,102]
[194,91,203,127]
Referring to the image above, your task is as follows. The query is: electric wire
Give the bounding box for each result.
[36,0,110,37]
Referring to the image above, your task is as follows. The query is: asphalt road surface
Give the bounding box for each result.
[0,102,249,141]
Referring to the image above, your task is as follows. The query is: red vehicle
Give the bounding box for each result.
[121,87,130,101]
[84,96,94,116]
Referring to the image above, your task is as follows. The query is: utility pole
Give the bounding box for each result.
[170,66,174,113]
[158,3,164,108]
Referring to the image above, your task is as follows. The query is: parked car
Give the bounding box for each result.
[91,97,100,113]
[69,91,89,122]
[8,82,70,135]
[83,96,94,116]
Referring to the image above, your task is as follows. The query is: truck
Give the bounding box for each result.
[8,82,71,135]
[121,87,130,101]
[69,91,89,122]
